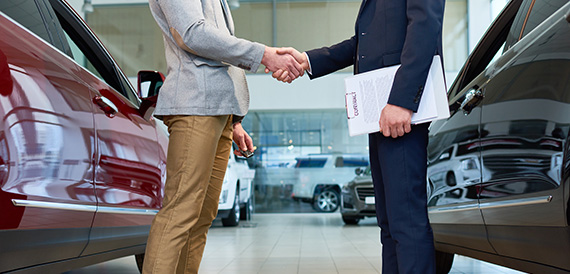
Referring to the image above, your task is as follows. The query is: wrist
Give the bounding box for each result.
[261,46,273,66]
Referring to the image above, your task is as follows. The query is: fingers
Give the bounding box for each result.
[238,135,247,152]
[276,47,295,55]
[263,46,306,82]
[379,104,413,138]
[404,123,412,134]
[245,134,254,152]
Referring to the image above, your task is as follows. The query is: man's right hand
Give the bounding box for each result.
[261,47,305,83]
[379,104,413,138]
[268,47,309,83]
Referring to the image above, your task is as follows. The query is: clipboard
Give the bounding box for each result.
[344,55,450,136]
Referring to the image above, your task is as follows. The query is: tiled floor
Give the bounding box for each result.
[67,213,525,274]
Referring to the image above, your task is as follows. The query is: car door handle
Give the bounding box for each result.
[93,96,118,118]
[460,88,484,115]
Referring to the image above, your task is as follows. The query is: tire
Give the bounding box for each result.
[135,253,145,273]
[222,190,240,227]
[435,250,454,274]
[240,197,253,221]
[342,216,360,225]
[313,188,340,212]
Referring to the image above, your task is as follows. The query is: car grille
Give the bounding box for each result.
[356,186,374,201]
[483,155,551,170]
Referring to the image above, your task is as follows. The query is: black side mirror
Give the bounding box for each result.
[137,70,165,99]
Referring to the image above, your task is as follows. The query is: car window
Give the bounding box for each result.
[0,0,71,57]
[504,0,532,51]
[340,157,369,167]
[0,0,51,43]
[449,0,522,98]
[505,0,567,50]
[295,158,327,168]
[47,0,140,106]
[520,0,567,39]
[63,31,102,79]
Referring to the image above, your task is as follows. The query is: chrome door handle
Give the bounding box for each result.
[93,96,118,118]
[460,88,483,115]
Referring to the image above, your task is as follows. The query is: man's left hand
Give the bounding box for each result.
[379,104,413,138]
[232,122,254,157]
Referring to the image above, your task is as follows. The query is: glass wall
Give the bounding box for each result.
[242,110,369,213]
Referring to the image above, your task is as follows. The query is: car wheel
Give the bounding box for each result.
[222,190,240,227]
[135,253,145,273]
[313,189,340,212]
[342,216,360,225]
[435,250,454,274]
[240,197,253,221]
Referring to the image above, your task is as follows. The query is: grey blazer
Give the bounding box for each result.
[149,0,265,118]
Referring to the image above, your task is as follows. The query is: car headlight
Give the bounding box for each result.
[460,158,478,170]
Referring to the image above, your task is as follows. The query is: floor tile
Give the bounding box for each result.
[67,213,526,274]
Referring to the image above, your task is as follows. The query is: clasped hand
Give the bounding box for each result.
[262,47,309,83]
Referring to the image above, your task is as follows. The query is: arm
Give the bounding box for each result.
[305,35,357,79]
[158,0,301,75]
[387,0,445,112]
[380,0,445,138]
[271,36,357,82]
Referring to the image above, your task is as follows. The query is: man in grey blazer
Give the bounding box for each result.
[143,0,303,273]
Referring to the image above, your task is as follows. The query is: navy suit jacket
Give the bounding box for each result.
[306,0,445,112]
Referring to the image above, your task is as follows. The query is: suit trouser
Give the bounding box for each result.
[368,123,435,274]
[143,115,233,274]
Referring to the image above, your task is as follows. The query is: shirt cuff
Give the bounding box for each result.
[304,52,313,75]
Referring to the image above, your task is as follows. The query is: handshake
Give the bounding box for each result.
[261,47,309,83]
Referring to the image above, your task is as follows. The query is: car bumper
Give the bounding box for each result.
[341,185,376,217]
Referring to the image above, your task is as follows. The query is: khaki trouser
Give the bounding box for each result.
[143,115,233,274]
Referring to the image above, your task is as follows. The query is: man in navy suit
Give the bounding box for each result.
[275,0,445,272]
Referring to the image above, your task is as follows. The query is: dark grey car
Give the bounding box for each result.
[427,0,570,273]
[340,167,376,225]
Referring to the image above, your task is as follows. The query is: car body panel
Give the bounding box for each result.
[0,0,168,272]
[0,5,97,270]
[427,0,570,272]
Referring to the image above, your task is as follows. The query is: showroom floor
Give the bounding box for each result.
[67,214,524,274]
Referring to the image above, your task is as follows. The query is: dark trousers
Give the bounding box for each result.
[368,123,435,274]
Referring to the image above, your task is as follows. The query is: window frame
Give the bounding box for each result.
[447,0,523,100]
[46,0,141,107]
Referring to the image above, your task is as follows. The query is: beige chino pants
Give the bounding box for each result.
[143,115,233,274]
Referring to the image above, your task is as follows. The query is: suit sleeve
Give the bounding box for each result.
[305,36,357,79]
[156,0,265,72]
[387,0,445,112]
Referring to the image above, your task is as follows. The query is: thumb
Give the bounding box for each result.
[276,47,294,55]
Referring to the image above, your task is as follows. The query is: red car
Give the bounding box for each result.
[0,0,167,272]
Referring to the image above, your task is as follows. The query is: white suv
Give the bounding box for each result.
[217,146,256,226]
[291,154,369,212]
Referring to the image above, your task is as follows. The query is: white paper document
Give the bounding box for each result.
[344,55,450,136]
